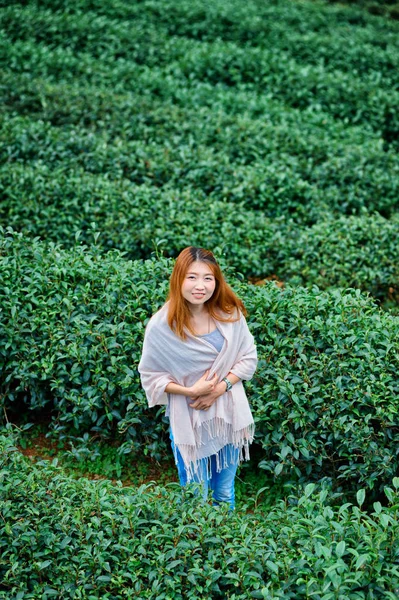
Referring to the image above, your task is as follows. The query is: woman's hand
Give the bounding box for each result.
[189,381,226,411]
[188,370,218,398]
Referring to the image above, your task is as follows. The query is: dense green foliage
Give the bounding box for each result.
[2,433,399,599]
[1,0,399,306]
[1,162,397,299]
[2,0,399,594]
[2,229,399,489]
[324,0,399,21]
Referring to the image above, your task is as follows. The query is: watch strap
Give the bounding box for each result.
[222,377,233,391]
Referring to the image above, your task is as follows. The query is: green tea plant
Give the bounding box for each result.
[1,0,399,312]
[241,282,399,489]
[1,230,399,489]
[278,213,399,302]
[2,0,399,143]
[1,432,399,599]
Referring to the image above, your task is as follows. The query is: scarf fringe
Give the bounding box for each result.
[174,418,255,483]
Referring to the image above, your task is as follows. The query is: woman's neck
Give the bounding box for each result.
[189,305,208,317]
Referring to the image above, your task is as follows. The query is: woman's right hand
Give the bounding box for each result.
[188,370,218,397]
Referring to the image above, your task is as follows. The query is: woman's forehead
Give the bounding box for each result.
[186,261,215,275]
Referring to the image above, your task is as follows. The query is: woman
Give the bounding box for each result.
[138,246,257,510]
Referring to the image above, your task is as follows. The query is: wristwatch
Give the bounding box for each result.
[222,377,233,392]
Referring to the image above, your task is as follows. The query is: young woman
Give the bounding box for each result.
[138,246,258,510]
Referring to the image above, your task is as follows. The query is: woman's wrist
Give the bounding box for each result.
[216,381,227,396]
[165,382,192,396]
[220,373,241,394]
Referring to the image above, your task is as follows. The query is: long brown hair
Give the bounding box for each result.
[167,247,246,339]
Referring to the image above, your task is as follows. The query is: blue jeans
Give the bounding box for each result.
[169,428,239,511]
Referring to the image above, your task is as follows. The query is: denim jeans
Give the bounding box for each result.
[169,428,239,511]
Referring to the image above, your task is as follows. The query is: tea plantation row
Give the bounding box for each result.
[1,163,398,302]
[1,228,399,490]
[2,109,399,221]
[2,0,399,88]
[1,433,399,599]
[1,5,399,145]
[1,0,399,311]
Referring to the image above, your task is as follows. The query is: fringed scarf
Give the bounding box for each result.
[138,302,258,482]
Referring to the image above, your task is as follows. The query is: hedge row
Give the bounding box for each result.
[2,35,399,148]
[324,0,399,21]
[2,108,399,219]
[0,77,380,169]
[281,213,399,301]
[0,163,398,301]
[1,230,399,488]
[1,0,399,143]
[1,433,399,599]
[2,1,399,86]
[1,73,374,155]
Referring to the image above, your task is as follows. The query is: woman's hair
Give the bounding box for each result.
[166,246,246,339]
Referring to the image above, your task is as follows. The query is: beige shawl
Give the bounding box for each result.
[138,302,257,481]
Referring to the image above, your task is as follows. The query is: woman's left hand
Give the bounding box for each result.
[189,382,225,410]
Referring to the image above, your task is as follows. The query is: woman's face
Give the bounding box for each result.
[181,260,216,306]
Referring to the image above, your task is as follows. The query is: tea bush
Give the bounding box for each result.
[242,282,399,489]
[1,163,397,302]
[1,0,399,313]
[2,1,399,144]
[2,116,399,219]
[1,230,399,488]
[279,213,399,302]
[2,79,399,220]
[0,229,172,457]
[1,433,399,599]
[2,1,399,592]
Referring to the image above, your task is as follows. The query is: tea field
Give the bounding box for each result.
[1,0,399,597]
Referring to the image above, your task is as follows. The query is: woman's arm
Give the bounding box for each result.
[223,372,241,388]
[165,371,218,397]
[189,372,242,411]
[165,382,192,396]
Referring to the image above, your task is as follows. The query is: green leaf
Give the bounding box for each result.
[305,483,316,497]
[335,540,346,558]
[266,560,279,574]
[167,560,183,569]
[97,576,112,582]
[355,554,369,569]
[356,489,365,507]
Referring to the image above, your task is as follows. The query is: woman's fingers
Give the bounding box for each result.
[189,399,210,410]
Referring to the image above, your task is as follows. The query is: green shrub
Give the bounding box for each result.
[4,102,399,218]
[279,214,399,302]
[242,282,399,489]
[1,231,399,488]
[1,433,399,599]
[1,0,399,144]
[0,165,286,276]
[3,1,399,87]
[1,162,397,302]
[0,229,171,457]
